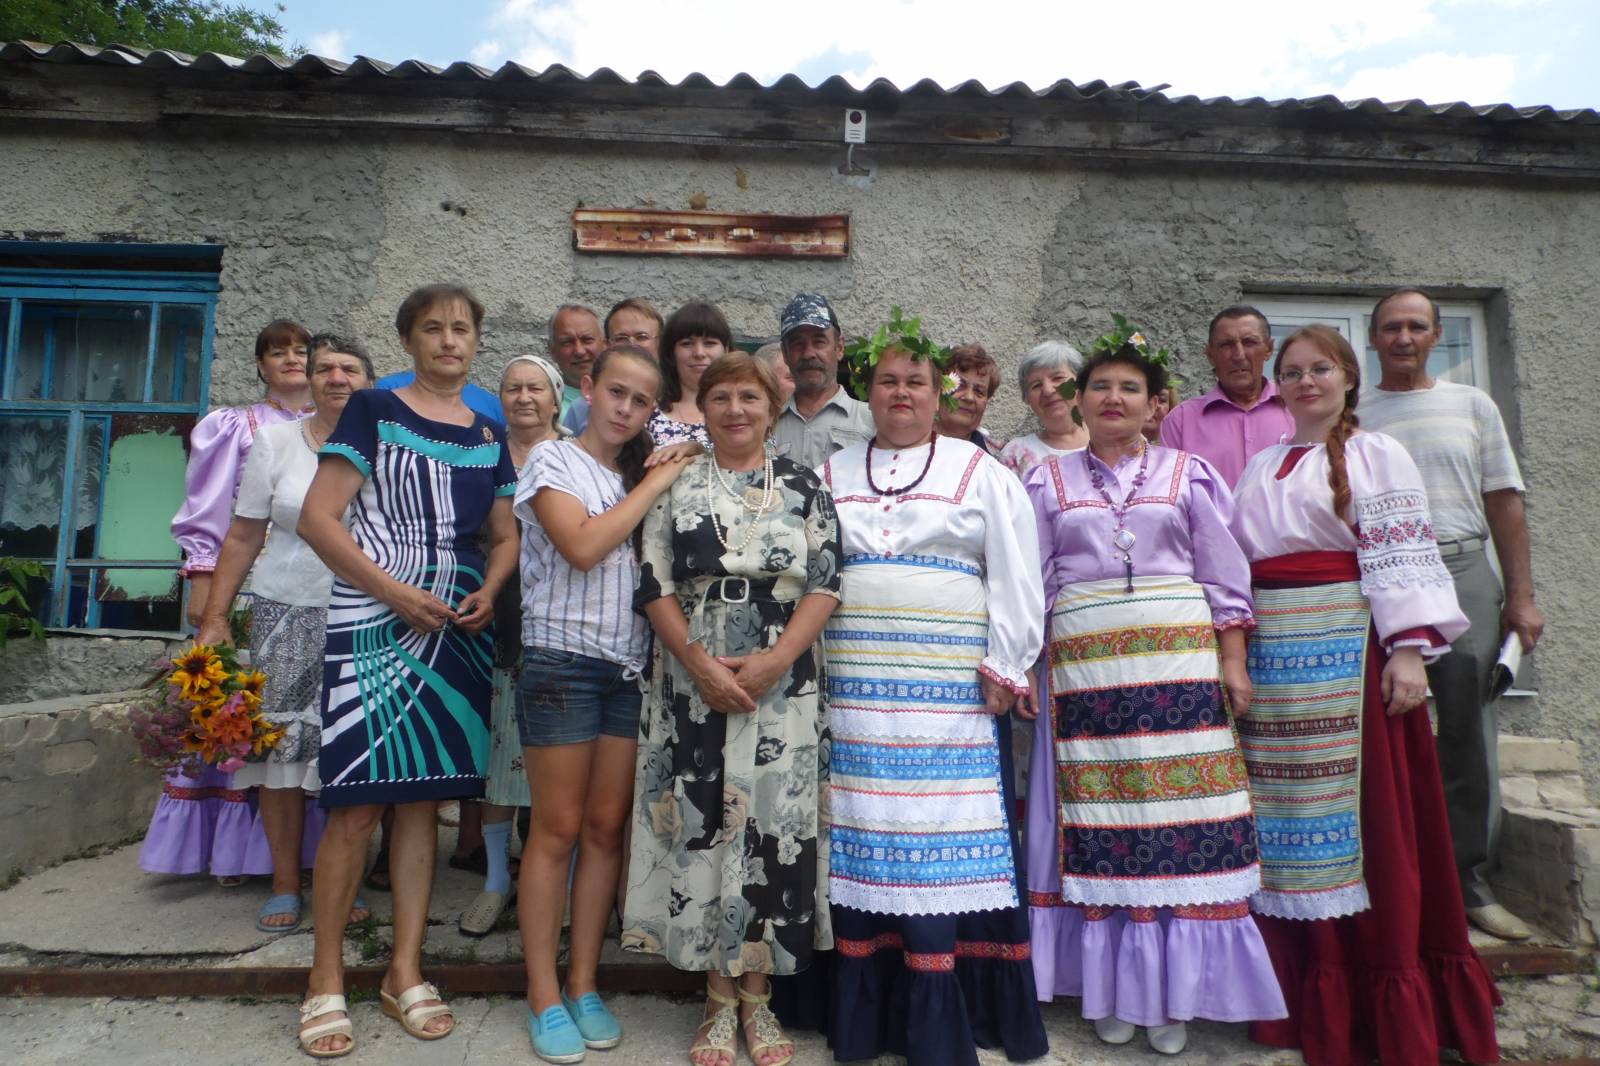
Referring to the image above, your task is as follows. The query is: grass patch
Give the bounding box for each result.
[345,915,385,963]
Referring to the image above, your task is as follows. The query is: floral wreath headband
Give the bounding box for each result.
[843,306,960,411]
[1058,312,1183,423]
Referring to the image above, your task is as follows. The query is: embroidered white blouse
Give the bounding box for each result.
[1231,431,1469,651]
[821,435,1045,691]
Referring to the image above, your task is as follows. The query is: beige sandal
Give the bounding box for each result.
[380,981,454,1040]
[689,986,739,1066]
[737,985,796,1066]
[298,993,354,1058]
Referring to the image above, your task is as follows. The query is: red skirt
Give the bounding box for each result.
[1248,553,1501,1065]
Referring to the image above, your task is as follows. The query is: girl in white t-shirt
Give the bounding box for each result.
[513,344,692,1062]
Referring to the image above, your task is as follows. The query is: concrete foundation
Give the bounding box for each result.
[0,692,159,880]
[1491,734,1600,946]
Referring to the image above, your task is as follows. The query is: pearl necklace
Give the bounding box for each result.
[1085,441,1150,594]
[707,451,776,554]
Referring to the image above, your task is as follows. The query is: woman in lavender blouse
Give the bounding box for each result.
[139,319,319,885]
[1022,341,1285,1056]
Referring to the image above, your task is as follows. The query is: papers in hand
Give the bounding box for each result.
[1489,631,1525,700]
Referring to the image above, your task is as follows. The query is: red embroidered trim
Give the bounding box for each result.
[905,951,957,972]
[836,933,902,958]
[1215,617,1257,634]
[162,783,248,803]
[956,940,1031,961]
[835,933,1029,968]
[1027,890,1066,907]
[977,662,1028,696]
[1053,449,1188,511]
[1173,901,1251,921]
[1068,901,1252,922]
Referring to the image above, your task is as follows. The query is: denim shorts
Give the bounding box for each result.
[515,645,642,747]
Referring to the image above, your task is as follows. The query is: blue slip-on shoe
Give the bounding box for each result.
[561,991,623,1049]
[528,1003,586,1063]
[255,893,302,933]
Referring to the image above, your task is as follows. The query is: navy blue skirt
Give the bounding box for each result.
[775,712,1047,1066]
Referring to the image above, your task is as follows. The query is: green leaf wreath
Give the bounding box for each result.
[1057,312,1182,425]
[843,306,960,411]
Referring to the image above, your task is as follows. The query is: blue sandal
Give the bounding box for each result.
[256,892,303,933]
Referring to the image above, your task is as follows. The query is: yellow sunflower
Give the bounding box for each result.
[170,645,228,702]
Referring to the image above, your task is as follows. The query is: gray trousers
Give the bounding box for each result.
[1428,546,1504,908]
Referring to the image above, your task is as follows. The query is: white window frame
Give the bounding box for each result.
[1247,294,1490,392]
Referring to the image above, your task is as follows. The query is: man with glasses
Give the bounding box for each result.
[1361,287,1544,942]
[603,297,663,357]
[1161,305,1293,486]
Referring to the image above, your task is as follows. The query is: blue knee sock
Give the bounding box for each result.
[483,819,513,895]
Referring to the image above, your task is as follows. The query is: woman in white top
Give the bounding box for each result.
[817,334,1048,1066]
[195,335,373,934]
[999,340,1089,478]
[1230,325,1499,1066]
[514,344,692,1063]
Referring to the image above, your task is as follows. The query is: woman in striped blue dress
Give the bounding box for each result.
[293,285,518,1058]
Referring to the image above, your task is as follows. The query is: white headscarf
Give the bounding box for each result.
[500,354,567,422]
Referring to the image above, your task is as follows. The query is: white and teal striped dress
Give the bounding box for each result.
[315,389,515,808]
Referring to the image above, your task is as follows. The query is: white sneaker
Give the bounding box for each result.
[1093,1016,1136,1045]
[1148,1022,1188,1055]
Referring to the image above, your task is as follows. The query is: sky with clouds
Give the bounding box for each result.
[282,0,1598,109]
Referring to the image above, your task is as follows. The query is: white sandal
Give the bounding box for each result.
[298,993,354,1059]
[381,981,455,1040]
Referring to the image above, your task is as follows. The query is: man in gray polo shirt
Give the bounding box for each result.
[1361,287,1546,941]
[770,293,876,472]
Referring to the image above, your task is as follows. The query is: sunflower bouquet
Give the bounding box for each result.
[125,642,283,776]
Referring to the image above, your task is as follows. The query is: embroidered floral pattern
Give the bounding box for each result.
[1058,749,1249,804]
[1049,623,1216,667]
[1355,488,1454,591]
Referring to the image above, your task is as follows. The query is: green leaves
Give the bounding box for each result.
[0,557,48,649]
[0,1,299,59]
[843,306,955,404]
[1084,312,1184,391]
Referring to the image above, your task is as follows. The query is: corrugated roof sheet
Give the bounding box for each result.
[3,38,1597,127]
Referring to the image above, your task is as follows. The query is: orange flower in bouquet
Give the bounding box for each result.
[125,642,284,775]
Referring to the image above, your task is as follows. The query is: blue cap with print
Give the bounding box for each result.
[779,293,839,338]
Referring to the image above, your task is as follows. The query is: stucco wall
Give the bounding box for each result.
[3,125,1596,781]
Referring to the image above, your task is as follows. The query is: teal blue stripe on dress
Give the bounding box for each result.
[378,420,501,467]
[494,483,516,497]
[320,442,371,478]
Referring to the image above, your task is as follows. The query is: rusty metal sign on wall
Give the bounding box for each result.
[572,209,850,258]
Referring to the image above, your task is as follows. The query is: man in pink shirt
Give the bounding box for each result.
[1161,305,1294,487]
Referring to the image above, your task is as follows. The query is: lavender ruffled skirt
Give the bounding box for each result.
[138,766,325,876]
[1024,678,1286,1026]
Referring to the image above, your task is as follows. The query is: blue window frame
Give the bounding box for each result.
[0,247,221,632]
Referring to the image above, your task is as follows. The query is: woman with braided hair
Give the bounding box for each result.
[1230,324,1500,1065]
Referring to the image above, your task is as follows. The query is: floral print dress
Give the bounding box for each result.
[622,453,841,976]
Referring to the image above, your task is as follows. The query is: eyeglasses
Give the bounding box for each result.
[610,331,657,345]
[1277,363,1341,385]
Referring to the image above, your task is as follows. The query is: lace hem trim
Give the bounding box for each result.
[1056,864,1261,908]
[1249,880,1372,920]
